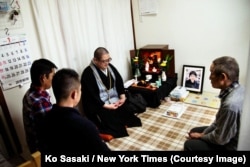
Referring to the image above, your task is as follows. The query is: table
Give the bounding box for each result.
[127,74,177,108]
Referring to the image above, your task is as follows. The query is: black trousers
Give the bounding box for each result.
[184,126,226,151]
[92,102,142,138]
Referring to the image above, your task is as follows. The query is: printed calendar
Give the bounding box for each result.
[0,35,32,90]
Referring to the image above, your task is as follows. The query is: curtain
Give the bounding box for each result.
[30,0,134,81]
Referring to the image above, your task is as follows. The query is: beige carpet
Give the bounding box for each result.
[106,100,217,151]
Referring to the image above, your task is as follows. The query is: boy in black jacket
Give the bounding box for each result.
[41,68,110,153]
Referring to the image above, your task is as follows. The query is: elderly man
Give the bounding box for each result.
[184,56,244,151]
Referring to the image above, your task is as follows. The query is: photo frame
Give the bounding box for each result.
[181,65,205,93]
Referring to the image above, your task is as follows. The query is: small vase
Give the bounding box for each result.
[161,71,167,81]
[134,68,141,81]
[135,68,141,77]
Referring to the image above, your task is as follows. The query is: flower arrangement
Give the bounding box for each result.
[131,56,139,68]
[131,50,142,77]
[159,54,173,73]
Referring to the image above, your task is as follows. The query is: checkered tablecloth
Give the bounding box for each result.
[106,101,217,151]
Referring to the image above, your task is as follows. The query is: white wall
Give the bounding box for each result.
[132,0,250,93]
[0,0,44,158]
[238,44,250,150]
[0,0,249,157]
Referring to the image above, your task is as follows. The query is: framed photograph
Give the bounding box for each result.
[181,65,205,93]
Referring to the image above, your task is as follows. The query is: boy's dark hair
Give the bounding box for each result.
[30,59,57,86]
[52,68,80,102]
[189,71,197,77]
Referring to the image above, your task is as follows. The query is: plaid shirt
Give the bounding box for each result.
[23,84,52,152]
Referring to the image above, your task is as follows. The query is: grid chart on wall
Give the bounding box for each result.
[0,35,32,90]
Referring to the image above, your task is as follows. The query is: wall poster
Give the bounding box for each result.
[138,0,158,15]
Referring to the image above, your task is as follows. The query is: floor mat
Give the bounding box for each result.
[184,91,220,109]
[106,101,217,151]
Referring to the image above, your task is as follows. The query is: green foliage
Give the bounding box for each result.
[131,49,143,69]
[159,54,173,72]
